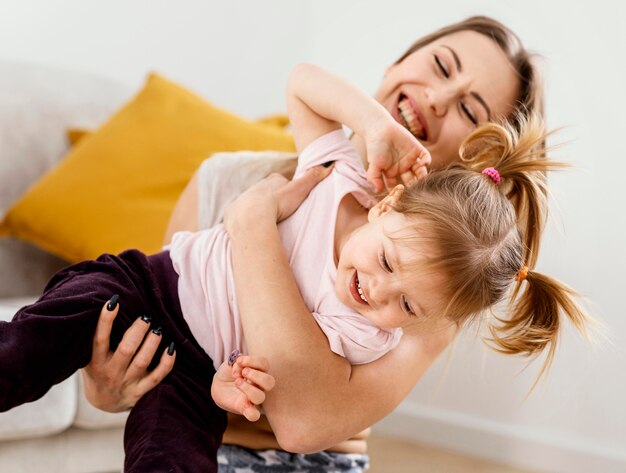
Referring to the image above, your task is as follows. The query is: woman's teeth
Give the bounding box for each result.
[356,275,368,303]
[398,97,426,140]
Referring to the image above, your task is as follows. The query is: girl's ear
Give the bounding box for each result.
[368,185,405,222]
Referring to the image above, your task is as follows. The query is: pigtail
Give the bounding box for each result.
[487,268,592,384]
[458,113,566,268]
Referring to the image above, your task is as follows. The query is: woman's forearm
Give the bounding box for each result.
[229,215,451,453]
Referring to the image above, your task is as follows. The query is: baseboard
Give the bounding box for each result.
[374,401,626,473]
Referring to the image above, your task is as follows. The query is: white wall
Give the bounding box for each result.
[0,0,307,117]
[1,1,625,472]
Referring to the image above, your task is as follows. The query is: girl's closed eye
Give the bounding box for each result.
[401,295,416,317]
[380,250,393,273]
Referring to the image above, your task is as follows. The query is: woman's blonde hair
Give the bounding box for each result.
[395,15,544,128]
[392,115,592,382]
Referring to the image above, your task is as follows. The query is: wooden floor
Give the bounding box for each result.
[367,432,537,473]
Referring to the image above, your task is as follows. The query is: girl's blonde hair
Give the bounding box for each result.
[392,115,592,381]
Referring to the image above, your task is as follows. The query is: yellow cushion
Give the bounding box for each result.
[0,73,295,262]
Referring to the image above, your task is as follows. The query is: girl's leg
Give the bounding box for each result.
[122,250,227,472]
[124,364,227,473]
[0,250,169,410]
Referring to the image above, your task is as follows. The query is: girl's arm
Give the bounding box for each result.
[287,63,430,191]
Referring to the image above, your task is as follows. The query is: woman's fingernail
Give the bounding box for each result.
[141,314,152,324]
[152,326,163,336]
[322,160,335,168]
[106,295,119,312]
[167,342,175,356]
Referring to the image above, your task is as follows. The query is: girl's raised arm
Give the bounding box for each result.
[286,63,388,157]
[287,63,430,191]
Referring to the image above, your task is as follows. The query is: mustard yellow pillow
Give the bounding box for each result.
[0,73,295,262]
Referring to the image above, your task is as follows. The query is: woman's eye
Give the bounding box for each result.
[434,55,449,78]
[402,296,416,317]
[461,101,478,125]
[380,251,393,272]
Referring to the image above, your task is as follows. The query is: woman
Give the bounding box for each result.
[82,15,545,472]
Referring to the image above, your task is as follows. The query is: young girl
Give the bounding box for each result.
[0,64,591,472]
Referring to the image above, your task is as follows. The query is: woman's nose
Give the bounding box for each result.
[425,86,454,117]
[425,79,469,117]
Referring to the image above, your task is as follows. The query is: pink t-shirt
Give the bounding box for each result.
[169,130,402,369]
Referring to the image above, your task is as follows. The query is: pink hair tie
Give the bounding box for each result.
[481,167,501,185]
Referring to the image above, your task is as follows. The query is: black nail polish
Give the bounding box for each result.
[167,342,175,356]
[152,326,163,336]
[141,314,152,324]
[322,160,335,168]
[106,294,119,312]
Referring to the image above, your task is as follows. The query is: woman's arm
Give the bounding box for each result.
[163,170,200,244]
[226,187,454,454]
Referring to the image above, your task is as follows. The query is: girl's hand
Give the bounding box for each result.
[81,299,176,412]
[223,164,333,234]
[211,355,276,422]
[365,117,431,192]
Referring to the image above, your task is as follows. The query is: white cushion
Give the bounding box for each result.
[0,60,132,217]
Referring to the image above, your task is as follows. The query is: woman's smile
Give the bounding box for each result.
[396,93,428,141]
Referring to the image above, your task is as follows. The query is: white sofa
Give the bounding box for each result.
[0,61,133,473]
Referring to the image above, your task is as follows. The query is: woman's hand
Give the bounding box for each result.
[211,354,275,422]
[81,298,176,412]
[223,164,333,235]
[364,116,431,192]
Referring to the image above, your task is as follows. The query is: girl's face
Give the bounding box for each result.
[374,30,521,168]
[335,208,448,332]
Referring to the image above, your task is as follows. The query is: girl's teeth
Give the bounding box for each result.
[356,276,368,303]
[398,98,425,140]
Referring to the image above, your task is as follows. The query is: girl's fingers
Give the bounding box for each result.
[366,166,384,193]
[241,368,276,393]
[242,404,261,422]
[233,356,275,391]
[235,377,267,405]
[234,355,269,373]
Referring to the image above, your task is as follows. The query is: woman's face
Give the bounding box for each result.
[374,30,521,168]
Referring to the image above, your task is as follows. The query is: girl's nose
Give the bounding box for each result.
[368,277,389,306]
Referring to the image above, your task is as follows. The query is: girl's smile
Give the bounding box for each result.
[334,192,449,331]
[350,271,368,305]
